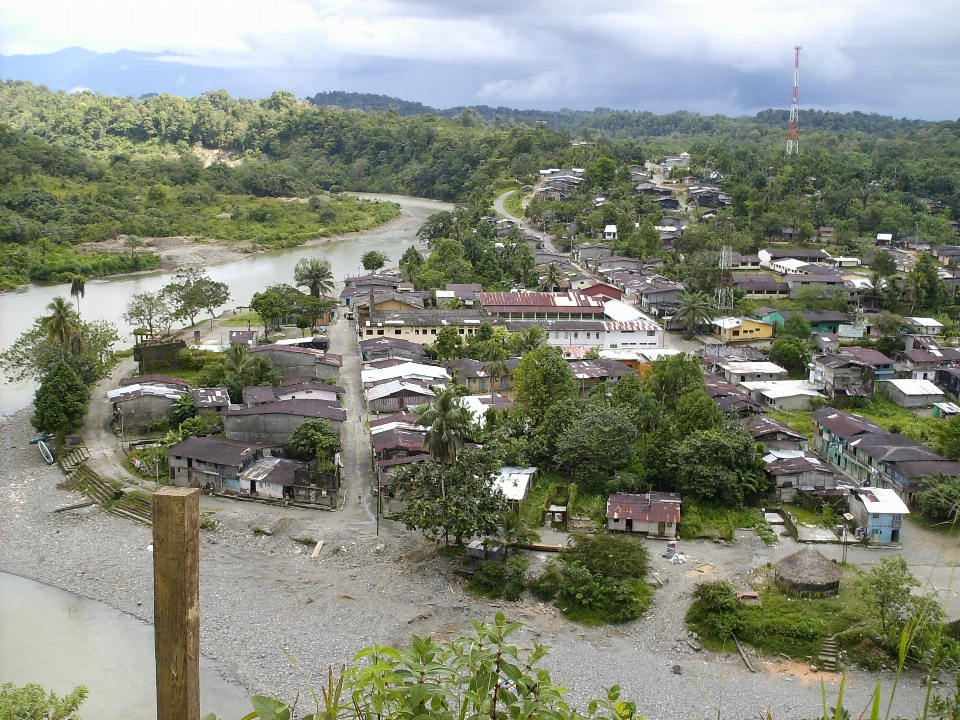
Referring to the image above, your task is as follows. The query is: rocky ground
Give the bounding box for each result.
[1,403,940,719]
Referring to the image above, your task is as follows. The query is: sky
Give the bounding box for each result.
[2,0,960,119]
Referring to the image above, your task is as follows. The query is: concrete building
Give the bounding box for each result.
[739,380,825,411]
[506,318,663,350]
[478,291,607,321]
[711,317,774,343]
[108,383,187,432]
[848,488,909,545]
[361,310,504,344]
[881,379,944,408]
[764,452,836,501]
[222,399,346,444]
[717,361,789,385]
[249,344,342,381]
[358,336,427,362]
[365,379,436,414]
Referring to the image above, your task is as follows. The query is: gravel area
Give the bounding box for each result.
[0,407,939,719]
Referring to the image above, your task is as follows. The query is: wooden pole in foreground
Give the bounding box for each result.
[153,487,201,720]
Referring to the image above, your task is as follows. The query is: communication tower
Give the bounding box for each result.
[786,45,801,155]
[715,225,734,313]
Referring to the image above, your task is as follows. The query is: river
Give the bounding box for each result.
[0,572,252,720]
[0,194,451,415]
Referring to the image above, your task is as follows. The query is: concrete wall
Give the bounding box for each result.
[114,395,177,431]
[239,477,285,499]
[223,414,342,445]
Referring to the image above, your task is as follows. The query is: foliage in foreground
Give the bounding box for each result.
[204,613,643,720]
[0,682,87,720]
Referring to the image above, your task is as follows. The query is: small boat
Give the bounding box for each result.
[38,440,55,465]
[27,433,55,445]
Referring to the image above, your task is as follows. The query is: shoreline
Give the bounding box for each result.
[0,208,417,293]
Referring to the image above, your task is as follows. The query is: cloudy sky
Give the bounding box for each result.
[2,0,960,119]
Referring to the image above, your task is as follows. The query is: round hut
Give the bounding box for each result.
[775,546,842,598]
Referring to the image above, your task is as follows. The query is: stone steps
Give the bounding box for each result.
[818,638,838,672]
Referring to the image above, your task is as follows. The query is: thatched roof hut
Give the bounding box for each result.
[775,546,842,598]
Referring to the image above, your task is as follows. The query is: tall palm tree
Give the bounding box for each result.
[675,290,713,337]
[69,274,86,318]
[516,248,535,287]
[510,326,547,356]
[220,344,258,382]
[902,270,926,313]
[417,388,471,466]
[538,262,563,291]
[483,349,510,393]
[41,296,80,357]
[294,257,335,297]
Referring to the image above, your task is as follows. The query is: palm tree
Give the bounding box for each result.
[510,326,547,356]
[538,262,563,291]
[417,388,471,466]
[69,274,86,318]
[497,510,539,556]
[220,344,258,382]
[516,248,535,287]
[902,270,926,313]
[483,349,510,393]
[41,296,80,357]
[675,290,714,337]
[294,258,335,297]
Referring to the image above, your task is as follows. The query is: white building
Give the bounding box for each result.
[718,361,789,385]
[360,362,450,388]
[881,379,944,408]
[740,380,825,411]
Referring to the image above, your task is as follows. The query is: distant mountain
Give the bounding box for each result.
[0,47,278,99]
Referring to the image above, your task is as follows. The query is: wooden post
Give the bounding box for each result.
[153,487,201,720]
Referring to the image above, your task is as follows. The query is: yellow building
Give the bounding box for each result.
[361,311,506,345]
[712,316,774,343]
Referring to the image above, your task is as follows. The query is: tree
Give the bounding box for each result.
[417,388,472,465]
[297,295,337,330]
[69,274,86,318]
[162,268,210,328]
[794,283,828,310]
[539,262,563,291]
[31,362,89,435]
[293,257,334,297]
[643,353,704,408]
[515,245,535,286]
[123,292,173,336]
[769,335,813,375]
[361,250,389,272]
[672,389,722,437]
[671,423,766,505]
[483,350,510,393]
[917,473,960,521]
[391,448,507,544]
[860,556,919,632]
[0,683,88,720]
[198,275,231,327]
[40,297,80,357]
[513,345,579,426]
[250,289,289,335]
[509,325,547,355]
[170,393,197,427]
[675,290,713,336]
[870,250,897,278]
[586,156,617,188]
[288,418,342,462]
[554,405,637,484]
[781,312,812,340]
[1,318,118,384]
[429,326,465,361]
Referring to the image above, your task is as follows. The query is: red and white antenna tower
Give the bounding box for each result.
[786,45,801,155]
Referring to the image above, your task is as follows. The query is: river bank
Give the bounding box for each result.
[0,401,937,720]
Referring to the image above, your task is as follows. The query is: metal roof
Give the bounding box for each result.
[167,436,268,465]
[191,387,230,407]
[365,380,436,402]
[883,379,943,396]
[606,492,681,524]
[222,399,347,421]
[851,488,910,515]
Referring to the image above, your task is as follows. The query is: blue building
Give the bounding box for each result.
[849,487,909,545]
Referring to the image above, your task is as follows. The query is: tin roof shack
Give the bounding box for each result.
[606,492,681,538]
[249,344,342,381]
[936,367,960,399]
[166,436,274,491]
[359,336,427,362]
[764,452,835,501]
[361,361,450,388]
[569,359,638,396]
[747,415,807,451]
[222,400,346,445]
[849,487,909,545]
[478,291,606,321]
[229,330,259,346]
[703,374,764,416]
[881,379,944,408]
[365,379,436,414]
[739,380,825,411]
[239,456,306,499]
[119,375,190,391]
[191,387,231,413]
[494,467,537,510]
[718,361,788,386]
[242,383,343,407]
[108,383,188,433]
[813,334,841,352]
[809,354,876,403]
[898,348,960,381]
[775,547,842,598]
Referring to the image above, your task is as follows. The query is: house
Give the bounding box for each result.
[653,196,680,211]
[904,317,945,335]
[934,402,960,419]
[222,399,347,444]
[445,358,519,394]
[711,317,774,343]
[167,436,275,490]
[573,243,614,262]
[731,253,762,269]
[718,361,788,385]
[361,361,449,388]
[755,309,852,336]
[358,336,427,362]
[758,248,831,268]
[494,467,536,509]
[118,374,189,391]
[459,394,514,422]
[775,547,842,598]
[249,345,342,381]
[627,278,686,314]
[242,383,342,407]
[813,334,841,352]
[108,383,188,432]
[733,274,789,299]
[594,256,649,273]
[445,283,483,304]
[765,452,835,501]
[739,380,825,411]
[191,387,231,413]
[703,374,764,416]
[351,291,425,318]
[361,310,504,344]
[848,488,909,545]
[365,379,436,414]
[238,456,308,499]
[569,359,638,396]
[838,347,895,380]
[603,225,618,241]
[580,282,623,303]
[747,415,807,451]
[809,354,876,401]
[606,492,681,537]
[810,407,887,475]
[881,379,944,408]
[229,330,259,346]
[876,233,894,246]
[936,367,960,398]
[897,348,960,380]
[478,291,606,321]
[818,226,835,243]
[785,273,847,299]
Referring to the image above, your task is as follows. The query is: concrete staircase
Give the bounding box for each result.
[818,637,838,672]
[59,444,91,475]
[59,463,153,526]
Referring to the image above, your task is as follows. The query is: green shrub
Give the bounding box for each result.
[0,682,87,720]
[468,561,511,598]
[686,580,745,641]
[529,563,563,601]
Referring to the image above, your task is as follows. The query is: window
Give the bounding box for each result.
[500,377,508,390]
[647,330,656,336]
[733,330,740,337]
[872,513,880,519]
[458,329,465,335]
[415,329,420,335]
[574,332,579,339]
[395,329,402,335]
[366,329,373,336]
[564,332,569,339]
[431,329,437,335]
[479,379,487,391]
[377,329,384,335]
[555,332,560,339]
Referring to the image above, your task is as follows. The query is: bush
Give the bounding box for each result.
[686,580,745,641]
[529,563,563,601]
[560,532,649,580]
[0,683,87,720]
[468,556,528,601]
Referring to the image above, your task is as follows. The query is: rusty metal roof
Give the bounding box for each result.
[606,492,681,524]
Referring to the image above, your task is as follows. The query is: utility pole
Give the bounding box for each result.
[786,45,802,156]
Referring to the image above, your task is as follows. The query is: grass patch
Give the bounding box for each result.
[221,312,263,327]
[851,398,939,444]
[768,409,814,439]
[503,190,526,218]
[293,536,316,546]
[437,544,464,558]
[199,514,218,532]
[252,526,273,537]
[681,503,773,541]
